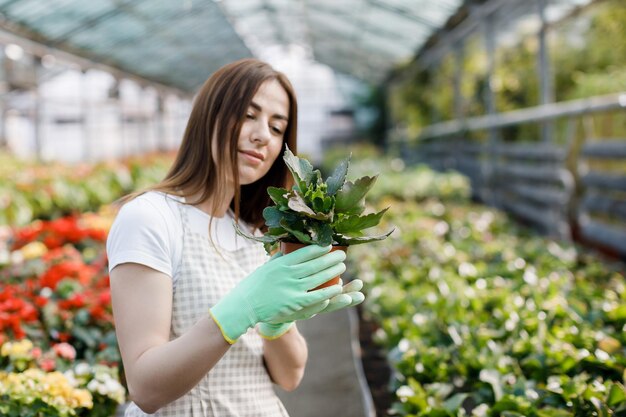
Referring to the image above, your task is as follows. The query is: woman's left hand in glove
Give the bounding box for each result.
[258,278,365,340]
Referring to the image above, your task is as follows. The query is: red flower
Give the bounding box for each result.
[53,342,76,360]
[87,228,108,242]
[89,305,106,321]
[47,217,86,243]
[34,296,48,308]
[43,235,64,249]
[59,293,86,310]
[0,290,39,340]
[57,332,71,342]
[39,357,56,372]
[40,261,95,290]
[98,290,111,305]
[32,347,42,359]
[12,221,44,249]
[12,215,107,250]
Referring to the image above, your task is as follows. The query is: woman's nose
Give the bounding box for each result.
[252,120,271,143]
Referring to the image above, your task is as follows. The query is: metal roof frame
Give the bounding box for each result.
[0,0,252,92]
[0,0,470,88]
[216,0,466,83]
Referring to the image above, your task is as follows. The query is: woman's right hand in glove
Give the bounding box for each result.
[209,244,345,344]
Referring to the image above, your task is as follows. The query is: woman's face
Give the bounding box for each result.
[236,79,290,185]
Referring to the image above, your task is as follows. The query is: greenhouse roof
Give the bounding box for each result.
[218,0,464,82]
[0,0,464,91]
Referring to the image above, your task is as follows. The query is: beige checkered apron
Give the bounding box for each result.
[125,201,290,416]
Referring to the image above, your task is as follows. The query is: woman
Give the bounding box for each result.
[107,58,364,416]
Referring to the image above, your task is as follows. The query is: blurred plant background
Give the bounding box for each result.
[1,0,625,415]
[386,0,626,141]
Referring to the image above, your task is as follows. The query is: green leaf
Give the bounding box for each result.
[326,155,350,196]
[306,183,327,202]
[334,228,394,246]
[246,234,282,244]
[263,206,284,228]
[263,241,278,256]
[333,207,389,234]
[267,226,288,236]
[286,190,332,221]
[308,222,334,246]
[443,393,468,413]
[280,219,314,244]
[536,408,574,417]
[335,175,378,215]
[311,169,323,186]
[283,145,315,189]
[72,326,97,348]
[234,220,281,243]
[608,383,626,406]
[304,183,334,214]
[263,207,299,229]
[287,191,316,215]
[480,369,503,401]
[267,186,289,207]
[263,241,278,254]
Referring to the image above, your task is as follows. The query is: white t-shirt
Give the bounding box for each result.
[106,191,257,288]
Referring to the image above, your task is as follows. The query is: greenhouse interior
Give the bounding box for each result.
[1,0,625,416]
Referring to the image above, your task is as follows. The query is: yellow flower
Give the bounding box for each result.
[19,241,48,260]
[80,210,114,232]
[1,339,34,358]
[0,368,93,413]
[72,389,94,409]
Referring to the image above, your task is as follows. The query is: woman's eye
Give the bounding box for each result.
[246,113,255,119]
[271,126,283,134]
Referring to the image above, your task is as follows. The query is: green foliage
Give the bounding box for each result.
[351,85,389,147]
[389,1,626,140]
[235,146,393,253]
[320,143,382,176]
[0,152,174,226]
[349,158,626,416]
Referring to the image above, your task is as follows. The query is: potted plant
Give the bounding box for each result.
[235,146,393,289]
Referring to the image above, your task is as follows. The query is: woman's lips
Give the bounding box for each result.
[239,150,264,164]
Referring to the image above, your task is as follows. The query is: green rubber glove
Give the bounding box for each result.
[258,278,365,340]
[209,244,345,344]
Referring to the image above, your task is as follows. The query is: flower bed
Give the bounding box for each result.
[349,162,626,416]
[0,151,173,226]
[1,211,126,416]
[0,339,125,417]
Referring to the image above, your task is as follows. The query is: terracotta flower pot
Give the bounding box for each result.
[279,242,348,291]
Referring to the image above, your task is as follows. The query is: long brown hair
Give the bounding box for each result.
[125,58,297,231]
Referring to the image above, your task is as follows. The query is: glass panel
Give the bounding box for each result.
[6,0,61,21]
[548,0,626,102]
[545,0,594,24]
[365,6,432,37]
[360,32,415,59]
[0,0,467,87]
[220,0,264,17]
[307,10,355,39]
[313,0,362,14]
[132,0,192,23]
[382,0,462,17]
